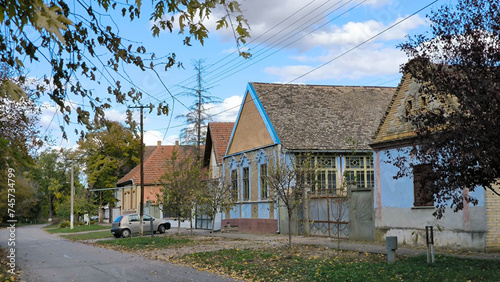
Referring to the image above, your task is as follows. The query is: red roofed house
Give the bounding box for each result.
[117,141,204,225]
[197,122,235,230]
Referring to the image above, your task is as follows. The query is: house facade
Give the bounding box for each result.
[222,82,394,237]
[370,73,500,251]
[117,141,203,229]
[197,122,235,230]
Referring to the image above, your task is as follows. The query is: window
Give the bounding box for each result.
[413,164,434,207]
[243,167,250,201]
[129,214,139,222]
[231,169,238,200]
[345,156,374,189]
[260,164,268,200]
[297,154,337,195]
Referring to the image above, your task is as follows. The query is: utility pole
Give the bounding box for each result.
[70,160,74,229]
[129,105,146,236]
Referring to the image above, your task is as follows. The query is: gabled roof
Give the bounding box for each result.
[203,122,234,167]
[228,82,395,152]
[117,144,203,186]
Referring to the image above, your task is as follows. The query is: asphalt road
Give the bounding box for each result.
[0,224,239,282]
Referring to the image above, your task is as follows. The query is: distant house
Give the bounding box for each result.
[370,73,500,251]
[197,122,235,230]
[222,82,393,237]
[117,141,203,228]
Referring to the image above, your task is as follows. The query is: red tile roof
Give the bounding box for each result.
[117,144,204,186]
[203,122,235,166]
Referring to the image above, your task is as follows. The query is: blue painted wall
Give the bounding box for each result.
[378,148,485,208]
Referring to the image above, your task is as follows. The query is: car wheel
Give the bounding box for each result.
[121,229,131,238]
[158,224,166,234]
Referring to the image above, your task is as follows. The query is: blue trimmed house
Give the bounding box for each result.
[222,82,393,236]
[370,73,500,251]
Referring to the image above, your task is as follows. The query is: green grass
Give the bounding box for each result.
[96,236,192,250]
[44,224,109,233]
[61,230,114,241]
[177,248,500,281]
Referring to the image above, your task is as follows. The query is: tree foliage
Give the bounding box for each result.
[29,149,77,219]
[198,178,236,236]
[267,153,317,248]
[78,120,140,207]
[0,0,249,136]
[393,0,500,217]
[159,146,203,234]
[177,59,219,153]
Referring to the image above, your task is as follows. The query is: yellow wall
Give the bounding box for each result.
[486,185,500,252]
[227,92,274,155]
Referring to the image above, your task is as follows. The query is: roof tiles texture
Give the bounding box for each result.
[208,122,234,165]
[117,144,203,186]
[250,82,395,151]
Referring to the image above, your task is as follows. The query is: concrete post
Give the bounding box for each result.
[386,236,398,263]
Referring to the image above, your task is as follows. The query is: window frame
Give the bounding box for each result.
[413,164,434,207]
[242,167,250,201]
[260,163,268,200]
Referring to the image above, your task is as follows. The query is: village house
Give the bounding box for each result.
[370,73,500,252]
[197,122,235,230]
[222,82,393,238]
[117,141,203,229]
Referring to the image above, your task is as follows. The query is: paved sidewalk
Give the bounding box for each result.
[184,228,500,260]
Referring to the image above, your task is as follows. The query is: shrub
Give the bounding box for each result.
[59,220,70,228]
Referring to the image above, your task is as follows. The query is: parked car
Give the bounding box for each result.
[111,213,171,238]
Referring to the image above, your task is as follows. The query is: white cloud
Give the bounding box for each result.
[205,95,242,122]
[265,47,407,83]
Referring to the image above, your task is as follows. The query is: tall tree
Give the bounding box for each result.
[0,63,43,223]
[177,59,219,157]
[0,1,249,137]
[393,0,500,217]
[30,149,75,220]
[78,119,140,218]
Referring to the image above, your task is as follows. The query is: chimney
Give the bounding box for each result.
[157,141,161,147]
[175,140,179,146]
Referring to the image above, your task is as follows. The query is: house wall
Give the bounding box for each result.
[222,146,278,233]
[121,185,163,217]
[227,93,274,155]
[374,149,488,251]
[485,185,500,252]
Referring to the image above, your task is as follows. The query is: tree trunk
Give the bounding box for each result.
[190,209,193,236]
[288,211,293,248]
[177,216,181,235]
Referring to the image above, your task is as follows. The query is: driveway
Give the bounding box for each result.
[0,224,240,282]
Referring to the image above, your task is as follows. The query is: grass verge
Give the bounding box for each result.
[95,236,192,250]
[176,247,500,281]
[44,224,109,234]
[61,230,114,241]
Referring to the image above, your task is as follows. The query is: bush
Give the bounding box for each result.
[59,220,70,228]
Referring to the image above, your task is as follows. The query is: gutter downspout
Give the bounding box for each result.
[276,144,282,234]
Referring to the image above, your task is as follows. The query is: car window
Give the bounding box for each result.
[114,216,123,223]
[129,215,139,222]
[143,215,152,221]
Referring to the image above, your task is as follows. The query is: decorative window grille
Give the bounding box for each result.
[260,164,268,200]
[243,167,250,201]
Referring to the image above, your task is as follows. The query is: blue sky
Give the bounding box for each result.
[35,0,447,149]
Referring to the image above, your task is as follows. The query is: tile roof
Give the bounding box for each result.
[117,144,204,186]
[250,82,395,151]
[203,122,235,166]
